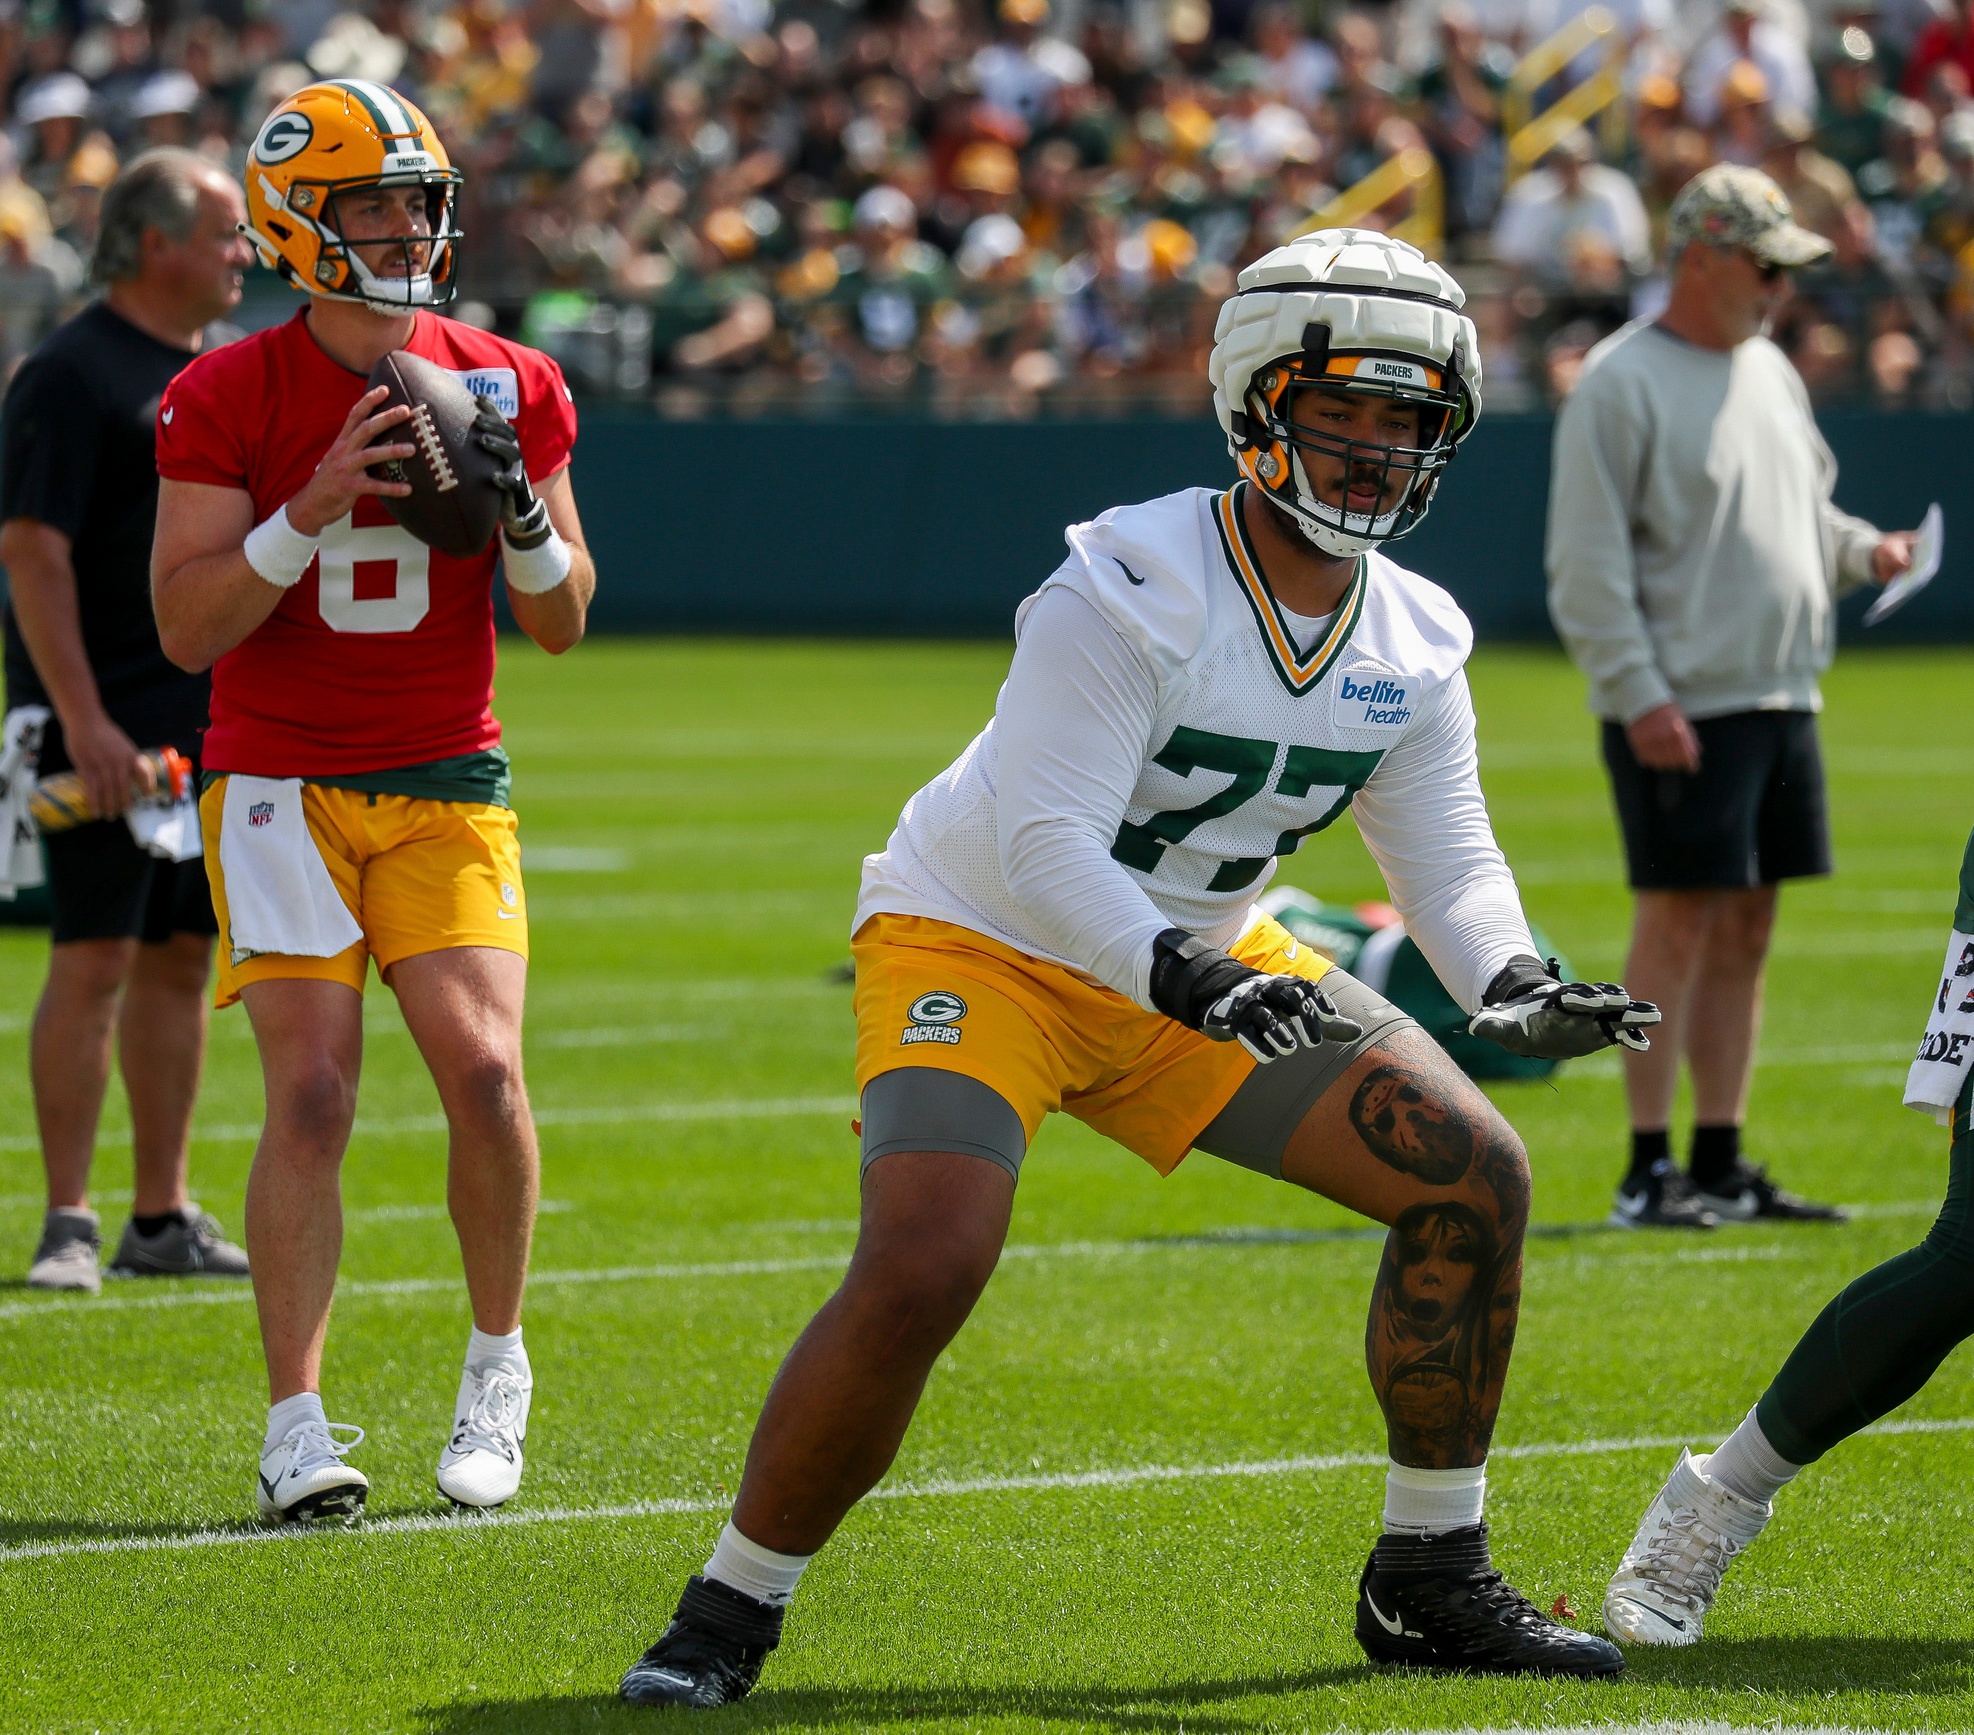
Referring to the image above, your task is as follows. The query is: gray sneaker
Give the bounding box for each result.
[28,1207,102,1294]
[107,1207,250,1278]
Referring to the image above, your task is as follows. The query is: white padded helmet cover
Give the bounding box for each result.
[1208,229,1483,439]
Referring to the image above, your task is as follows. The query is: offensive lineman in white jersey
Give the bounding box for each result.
[620,231,1659,1705]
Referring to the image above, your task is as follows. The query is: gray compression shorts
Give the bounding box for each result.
[1192,966,1415,1180]
[860,1067,1029,1180]
[858,965,1414,1185]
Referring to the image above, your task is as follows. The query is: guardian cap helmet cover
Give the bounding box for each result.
[1208,229,1482,558]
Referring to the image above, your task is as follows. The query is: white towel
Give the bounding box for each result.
[127,792,203,863]
[218,775,362,964]
[1904,927,1974,1127]
[0,706,48,899]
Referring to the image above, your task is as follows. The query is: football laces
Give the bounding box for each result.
[408,402,458,494]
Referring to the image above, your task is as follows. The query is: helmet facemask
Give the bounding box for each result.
[1238,341,1468,559]
[314,174,463,311]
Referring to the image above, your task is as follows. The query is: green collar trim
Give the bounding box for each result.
[1212,483,1367,696]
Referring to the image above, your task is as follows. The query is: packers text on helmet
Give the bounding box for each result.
[1208,230,1481,559]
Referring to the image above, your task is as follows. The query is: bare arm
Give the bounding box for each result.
[151,387,415,673]
[150,479,269,674]
[504,467,594,655]
[3,518,153,815]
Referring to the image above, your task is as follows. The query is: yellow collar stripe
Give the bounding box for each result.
[1214,485,1365,696]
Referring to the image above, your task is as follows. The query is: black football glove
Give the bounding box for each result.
[1149,928,1364,1064]
[473,395,554,550]
[1467,954,1660,1059]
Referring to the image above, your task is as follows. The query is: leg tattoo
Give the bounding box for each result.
[1351,1063,1477,1187]
[1357,1068,1528,1468]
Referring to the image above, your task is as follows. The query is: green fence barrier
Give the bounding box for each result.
[569,409,1974,640]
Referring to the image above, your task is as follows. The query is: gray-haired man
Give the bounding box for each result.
[2,148,254,1291]
[1547,165,1917,1230]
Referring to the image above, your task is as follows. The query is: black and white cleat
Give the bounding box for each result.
[619,1575,785,1708]
[1355,1523,1625,1678]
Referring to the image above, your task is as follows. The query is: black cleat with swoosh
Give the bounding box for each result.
[1355,1523,1624,1677]
[619,1575,784,1708]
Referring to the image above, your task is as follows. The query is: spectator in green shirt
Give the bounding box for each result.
[1817,26,1895,176]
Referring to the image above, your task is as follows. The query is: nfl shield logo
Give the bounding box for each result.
[248,802,275,828]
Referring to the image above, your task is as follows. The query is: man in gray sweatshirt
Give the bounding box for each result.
[1547,164,1917,1230]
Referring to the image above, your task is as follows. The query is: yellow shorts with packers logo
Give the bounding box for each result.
[853,911,1332,1175]
[199,778,528,1009]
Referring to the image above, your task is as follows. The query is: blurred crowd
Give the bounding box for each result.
[3,0,1974,408]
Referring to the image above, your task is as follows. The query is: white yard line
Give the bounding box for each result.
[0,1239,1155,1323]
[527,1024,726,1048]
[0,1195,584,1219]
[0,1228,1895,1327]
[0,1095,860,1154]
[344,1200,575,1224]
[0,1415,1966,1568]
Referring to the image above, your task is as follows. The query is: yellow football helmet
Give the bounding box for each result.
[243,79,463,312]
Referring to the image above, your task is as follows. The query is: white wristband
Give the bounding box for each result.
[500,527,573,595]
[242,505,320,589]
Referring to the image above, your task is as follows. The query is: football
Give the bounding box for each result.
[365,349,504,559]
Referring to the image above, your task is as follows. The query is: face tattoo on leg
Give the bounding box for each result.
[1353,1063,1531,1467]
[1350,1063,1476,1186]
[1369,1203,1498,1461]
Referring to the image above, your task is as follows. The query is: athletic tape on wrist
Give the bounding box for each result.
[242,505,320,589]
[500,526,573,594]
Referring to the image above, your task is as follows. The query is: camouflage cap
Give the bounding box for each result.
[1666,163,1833,266]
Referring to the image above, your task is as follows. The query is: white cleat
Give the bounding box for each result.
[1604,1448,1771,1646]
[436,1363,531,1509]
[257,1419,369,1525]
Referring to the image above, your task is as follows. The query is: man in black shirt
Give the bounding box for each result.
[2,148,254,1293]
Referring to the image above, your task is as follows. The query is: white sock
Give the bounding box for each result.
[1705,1407,1800,1506]
[466,1325,529,1374]
[1383,1461,1487,1535]
[265,1391,326,1452]
[703,1520,812,1607]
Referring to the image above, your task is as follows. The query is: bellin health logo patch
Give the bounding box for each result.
[1334,668,1413,730]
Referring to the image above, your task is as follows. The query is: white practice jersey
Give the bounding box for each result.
[856,484,1537,1012]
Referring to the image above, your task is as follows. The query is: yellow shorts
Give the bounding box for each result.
[199,779,527,1008]
[852,912,1332,1175]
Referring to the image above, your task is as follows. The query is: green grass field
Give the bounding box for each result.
[0,640,1970,1734]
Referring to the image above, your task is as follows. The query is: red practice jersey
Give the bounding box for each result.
[157,309,577,776]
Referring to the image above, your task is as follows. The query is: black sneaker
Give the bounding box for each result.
[1355,1524,1624,1678]
[1696,1161,1849,1224]
[107,1207,251,1278]
[619,1575,784,1708]
[1609,1159,1717,1230]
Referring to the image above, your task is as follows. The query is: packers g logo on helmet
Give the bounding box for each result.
[243,79,464,312]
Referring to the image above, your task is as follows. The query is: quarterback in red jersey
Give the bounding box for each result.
[151,78,595,1523]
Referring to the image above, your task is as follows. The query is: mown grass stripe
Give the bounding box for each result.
[2,1416,1967,1568]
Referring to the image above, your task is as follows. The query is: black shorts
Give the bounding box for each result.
[1601,709,1831,891]
[42,819,218,946]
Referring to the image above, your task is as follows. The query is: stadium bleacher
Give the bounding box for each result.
[3,0,1971,409]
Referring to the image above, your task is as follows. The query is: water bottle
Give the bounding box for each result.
[29,747,194,833]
